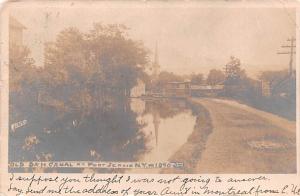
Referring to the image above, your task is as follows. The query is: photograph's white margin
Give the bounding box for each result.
[0,0,9,193]
[297,4,300,176]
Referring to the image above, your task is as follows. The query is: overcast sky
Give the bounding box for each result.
[9,1,296,78]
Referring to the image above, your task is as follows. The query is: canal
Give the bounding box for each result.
[9,98,198,173]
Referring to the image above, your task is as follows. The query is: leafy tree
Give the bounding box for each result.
[224,56,245,84]
[10,24,150,164]
[157,71,183,83]
[189,73,204,85]
[147,71,183,93]
[43,25,149,112]
[222,56,259,98]
[43,28,86,88]
[206,69,225,85]
[9,45,36,92]
[86,24,149,96]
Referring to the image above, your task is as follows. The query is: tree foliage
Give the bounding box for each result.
[10,24,150,163]
[206,69,225,85]
[224,56,246,84]
[9,45,36,92]
[41,24,149,112]
[156,71,183,85]
[189,73,204,85]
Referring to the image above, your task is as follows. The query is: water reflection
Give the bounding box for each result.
[131,99,196,164]
[10,98,197,172]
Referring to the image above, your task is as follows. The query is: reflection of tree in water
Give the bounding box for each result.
[75,108,147,161]
[10,100,147,163]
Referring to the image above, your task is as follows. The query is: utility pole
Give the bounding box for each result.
[277,37,296,76]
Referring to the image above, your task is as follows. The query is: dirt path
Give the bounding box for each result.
[191,98,296,174]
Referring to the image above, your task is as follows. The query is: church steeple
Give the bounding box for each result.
[154,42,159,64]
[152,42,160,77]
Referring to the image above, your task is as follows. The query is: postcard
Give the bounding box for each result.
[0,0,299,195]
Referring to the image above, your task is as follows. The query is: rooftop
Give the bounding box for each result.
[10,16,27,30]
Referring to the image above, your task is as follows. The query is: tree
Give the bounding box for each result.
[10,24,150,163]
[86,24,149,97]
[155,71,183,85]
[206,69,225,85]
[43,25,149,112]
[224,56,244,84]
[43,27,86,88]
[223,56,257,98]
[190,73,204,85]
[9,45,36,92]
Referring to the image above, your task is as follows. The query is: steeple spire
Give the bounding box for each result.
[152,42,160,77]
[154,42,159,65]
[153,110,160,146]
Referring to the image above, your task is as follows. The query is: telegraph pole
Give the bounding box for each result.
[277,37,296,76]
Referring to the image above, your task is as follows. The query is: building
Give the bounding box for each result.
[272,74,296,98]
[191,84,224,97]
[261,80,271,97]
[163,81,191,98]
[130,79,146,98]
[162,81,225,98]
[152,43,160,78]
[9,16,26,48]
[147,42,161,95]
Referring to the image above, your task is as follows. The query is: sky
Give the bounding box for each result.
[9,1,297,78]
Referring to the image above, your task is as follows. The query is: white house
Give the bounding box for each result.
[130,79,145,98]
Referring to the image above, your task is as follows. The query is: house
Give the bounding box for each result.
[261,80,271,97]
[9,16,26,48]
[191,84,224,97]
[271,74,296,98]
[163,81,191,98]
[130,79,146,98]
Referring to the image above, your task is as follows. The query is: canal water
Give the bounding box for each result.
[129,99,196,173]
[9,98,197,173]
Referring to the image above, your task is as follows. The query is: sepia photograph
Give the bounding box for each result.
[7,2,297,174]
